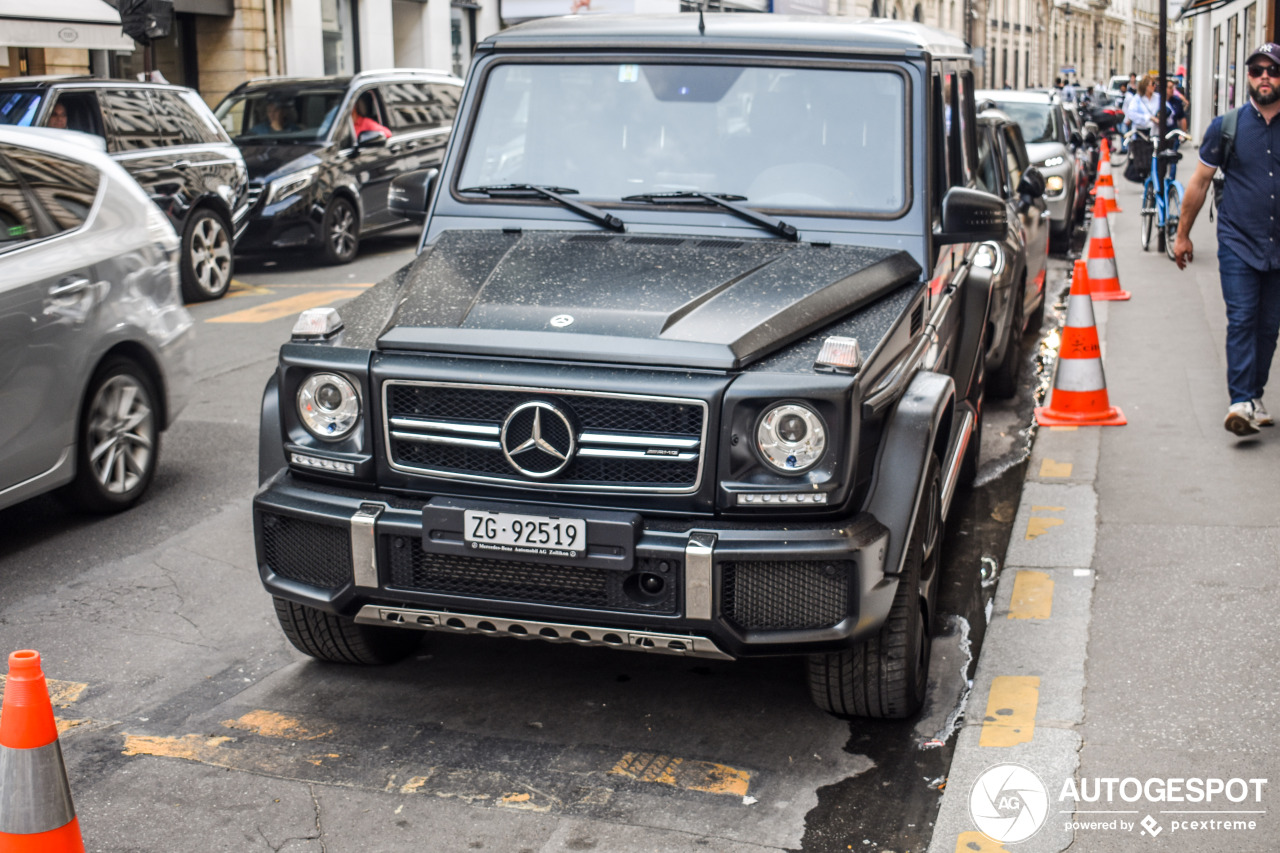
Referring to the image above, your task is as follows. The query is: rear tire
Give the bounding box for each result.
[1164,183,1183,262]
[273,597,421,664]
[807,454,940,719]
[1140,184,1156,251]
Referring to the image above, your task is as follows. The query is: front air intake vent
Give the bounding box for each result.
[259,512,352,590]
[625,236,685,246]
[567,234,616,243]
[721,560,851,631]
[910,299,924,336]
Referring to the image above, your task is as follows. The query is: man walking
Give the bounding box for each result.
[1174,44,1280,436]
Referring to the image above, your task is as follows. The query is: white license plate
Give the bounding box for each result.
[463,510,586,557]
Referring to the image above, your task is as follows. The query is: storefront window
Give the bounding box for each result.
[1227,16,1238,108]
[1213,24,1221,115]
[322,0,358,75]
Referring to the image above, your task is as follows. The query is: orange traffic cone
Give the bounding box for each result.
[0,650,85,852]
[1095,138,1122,213]
[1035,260,1127,427]
[1086,196,1130,301]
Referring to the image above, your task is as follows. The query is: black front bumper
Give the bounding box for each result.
[235,195,320,253]
[254,472,897,660]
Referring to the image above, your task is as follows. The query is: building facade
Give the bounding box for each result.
[1184,0,1276,136]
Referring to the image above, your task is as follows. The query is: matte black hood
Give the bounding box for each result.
[236,142,325,180]
[377,230,922,370]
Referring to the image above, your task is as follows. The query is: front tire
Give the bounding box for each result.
[807,454,940,719]
[1164,184,1183,262]
[62,357,160,513]
[180,208,233,302]
[1140,184,1156,251]
[273,597,420,664]
[321,197,360,265]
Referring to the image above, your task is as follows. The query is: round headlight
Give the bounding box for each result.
[298,373,360,440]
[756,404,826,474]
[973,242,1005,275]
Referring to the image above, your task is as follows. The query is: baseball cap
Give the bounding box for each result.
[1246,43,1280,66]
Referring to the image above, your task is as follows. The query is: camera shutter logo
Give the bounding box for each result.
[968,763,1050,843]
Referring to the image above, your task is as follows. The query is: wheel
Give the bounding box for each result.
[1027,285,1047,333]
[321,197,360,265]
[61,357,159,513]
[1164,183,1183,262]
[807,454,940,719]
[1049,222,1070,255]
[988,287,1024,400]
[273,597,420,664]
[1140,184,1156,251]
[958,401,983,488]
[180,208,233,302]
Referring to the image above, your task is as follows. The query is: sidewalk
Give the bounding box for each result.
[930,177,1280,852]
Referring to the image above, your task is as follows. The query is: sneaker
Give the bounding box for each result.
[1225,402,1260,436]
[1252,398,1274,426]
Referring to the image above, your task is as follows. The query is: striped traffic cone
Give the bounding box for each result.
[0,650,85,852]
[1095,138,1122,213]
[1035,260,1127,427]
[1086,196,1130,301]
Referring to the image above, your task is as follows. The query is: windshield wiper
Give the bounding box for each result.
[460,184,625,232]
[621,191,798,241]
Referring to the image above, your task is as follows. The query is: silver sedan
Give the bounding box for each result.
[0,127,193,513]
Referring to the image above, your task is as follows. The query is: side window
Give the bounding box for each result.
[975,129,1000,196]
[351,88,389,133]
[101,88,162,151]
[947,70,976,187]
[382,82,445,132]
[1003,125,1027,195]
[0,151,43,250]
[5,146,100,233]
[152,90,222,146]
[178,91,229,143]
[49,91,106,138]
[959,71,979,182]
[932,72,949,219]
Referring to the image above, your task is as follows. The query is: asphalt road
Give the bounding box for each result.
[0,228,1073,853]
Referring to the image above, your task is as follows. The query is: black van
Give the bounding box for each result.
[214,69,464,265]
[0,77,249,302]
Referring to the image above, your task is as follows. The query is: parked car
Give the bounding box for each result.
[0,77,249,302]
[978,89,1084,252]
[0,127,193,514]
[1106,75,1130,104]
[974,108,1049,398]
[251,17,1008,720]
[214,69,464,264]
[1060,100,1099,193]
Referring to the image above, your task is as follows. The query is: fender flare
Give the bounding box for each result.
[258,372,287,485]
[865,370,955,578]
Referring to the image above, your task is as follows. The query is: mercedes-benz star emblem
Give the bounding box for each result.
[550,314,574,328]
[500,401,576,478]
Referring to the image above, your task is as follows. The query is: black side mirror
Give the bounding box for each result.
[937,187,1007,244]
[388,168,438,222]
[356,130,387,148]
[1018,167,1047,199]
[1069,130,1083,148]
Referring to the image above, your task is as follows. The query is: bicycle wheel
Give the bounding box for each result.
[1164,182,1183,261]
[1140,184,1156,251]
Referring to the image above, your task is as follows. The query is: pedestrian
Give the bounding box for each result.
[1173,43,1280,436]
[1164,79,1188,135]
[1124,74,1159,134]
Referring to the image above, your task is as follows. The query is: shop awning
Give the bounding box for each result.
[0,0,136,51]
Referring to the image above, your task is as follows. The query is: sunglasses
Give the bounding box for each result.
[1247,64,1280,79]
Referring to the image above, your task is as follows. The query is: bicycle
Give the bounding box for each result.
[1128,128,1192,259]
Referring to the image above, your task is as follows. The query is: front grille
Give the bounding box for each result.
[721,560,851,631]
[260,512,352,590]
[385,535,679,614]
[384,382,707,493]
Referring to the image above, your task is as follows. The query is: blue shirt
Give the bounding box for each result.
[1200,102,1280,270]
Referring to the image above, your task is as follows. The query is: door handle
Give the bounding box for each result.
[49,277,91,299]
[172,159,193,168]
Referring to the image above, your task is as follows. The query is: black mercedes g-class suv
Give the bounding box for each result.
[253,15,1006,719]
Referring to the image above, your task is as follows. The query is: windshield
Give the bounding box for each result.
[0,91,43,127]
[215,87,346,142]
[990,101,1060,144]
[457,63,907,215]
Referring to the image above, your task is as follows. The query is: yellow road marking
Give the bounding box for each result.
[609,752,751,797]
[227,279,274,297]
[0,676,87,708]
[1039,458,1074,478]
[955,830,1013,852]
[1031,505,1066,512]
[123,733,234,762]
[1009,571,1054,620]
[222,710,332,741]
[1026,517,1065,540]
[400,775,431,794]
[979,676,1039,747]
[206,288,366,323]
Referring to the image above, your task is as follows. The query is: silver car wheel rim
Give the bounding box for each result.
[191,216,231,296]
[87,375,154,495]
[330,204,356,257]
